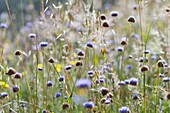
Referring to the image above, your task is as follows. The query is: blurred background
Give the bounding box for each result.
[0,0,115,30]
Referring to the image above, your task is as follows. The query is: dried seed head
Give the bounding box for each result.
[127,16,136,23]
[100,98,106,104]
[100,14,107,20]
[100,87,109,96]
[102,21,109,27]
[87,42,94,48]
[28,33,36,38]
[15,50,22,56]
[6,67,16,75]
[12,85,19,93]
[48,57,55,63]
[76,61,83,66]
[157,60,166,67]
[166,7,170,12]
[107,92,113,98]
[121,37,128,45]
[62,103,69,109]
[126,64,132,70]
[140,65,149,72]
[14,72,22,79]
[167,92,170,100]
[110,11,119,17]
[77,50,84,56]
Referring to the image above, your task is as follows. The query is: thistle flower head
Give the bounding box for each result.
[28,33,36,38]
[127,15,136,23]
[100,14,107,20]
[6,67,16,76]
[75,79,91,88]
[12,85,19,93]
[0,23,8,29]
[39,42,48,47]
[83,101,95,109]
[47,81,53,87]
[110,11,119,17]
[119,106,130,113]
[129,77,138,86]
[0,92,8,98]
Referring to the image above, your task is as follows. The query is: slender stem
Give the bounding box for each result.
[34,35,39,111]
